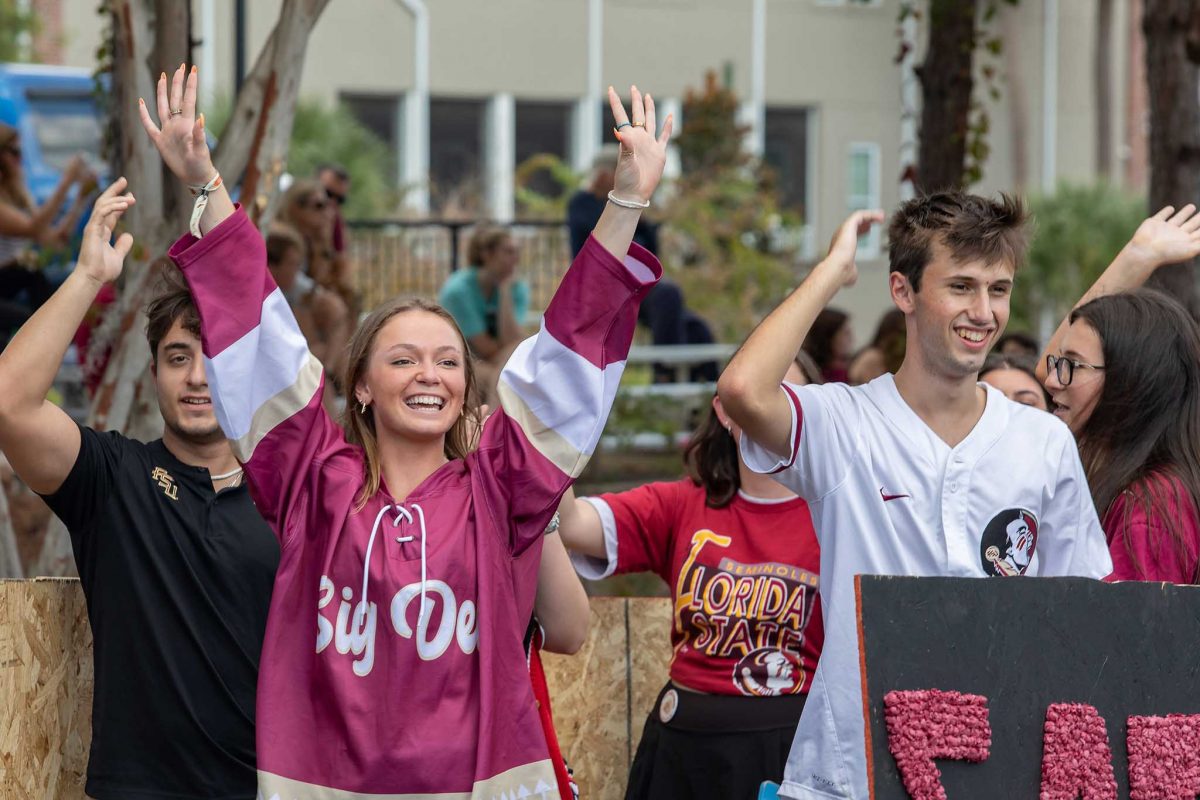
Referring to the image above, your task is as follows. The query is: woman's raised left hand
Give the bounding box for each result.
[607,85,674,206]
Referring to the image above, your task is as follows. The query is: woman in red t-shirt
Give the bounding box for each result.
[557,356,823,800]
[1038,204,1200,584]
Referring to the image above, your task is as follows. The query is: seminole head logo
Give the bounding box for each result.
[979,508,1039,576]
[734,647,805,697]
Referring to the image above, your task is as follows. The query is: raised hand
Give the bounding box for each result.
[1125,204,1200,269]
[607,85,674,204]
[823,209,886,287]
[137,64,214,186]
[77,178,135,284]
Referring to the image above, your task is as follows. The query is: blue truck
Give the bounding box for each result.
[0,62,106,207]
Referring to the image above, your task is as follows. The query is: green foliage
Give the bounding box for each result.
[206,95,398,219]
[1011,182,1145,333]
[284,99,399,219]
[0,0,38,62]
[664,71,801,341]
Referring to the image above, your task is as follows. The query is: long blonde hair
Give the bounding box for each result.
[0,124,32,211]
[341,297,484,509]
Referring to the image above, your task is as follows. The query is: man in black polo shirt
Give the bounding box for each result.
[0,181,278,799]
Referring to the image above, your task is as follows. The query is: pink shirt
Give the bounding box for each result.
[1103,473,1200,584]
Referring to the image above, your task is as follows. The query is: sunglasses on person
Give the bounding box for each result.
[1045,354,1105,386]
[325,188,346,206]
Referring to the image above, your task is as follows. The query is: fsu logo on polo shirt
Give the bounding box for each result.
[979,508,1039,576]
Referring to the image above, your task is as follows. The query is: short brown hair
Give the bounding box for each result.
[145,259,201,362]
[266,223,305,266]
[887,191,1029,292]
[466,225,511,267]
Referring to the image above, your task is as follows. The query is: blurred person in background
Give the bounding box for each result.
[568,146,717,383]
[438,225,529,406]
[316,162,350,256]
[995,330,1039,360]
[278,177,357,313]
[979,352,1049,410]
[0,122,95,338]
[266,224,351,402]
[801,308,854,384]
[847,308,905,385]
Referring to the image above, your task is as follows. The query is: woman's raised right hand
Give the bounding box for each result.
[137,64,215,187]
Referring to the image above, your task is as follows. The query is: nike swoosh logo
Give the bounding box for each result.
[881,487,910,502]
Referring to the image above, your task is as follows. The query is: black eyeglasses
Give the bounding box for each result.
[1046,354,1105,386]
[325,188,346,206]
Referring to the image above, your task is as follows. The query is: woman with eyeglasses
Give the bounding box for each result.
[279,177,357,314]
[0,123,95,334]
[1037,204,1200,583]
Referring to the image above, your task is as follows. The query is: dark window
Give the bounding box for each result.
[763,106,810,216]
[340,93,399,151]
[430,97,486,214]
[515,100,572,201]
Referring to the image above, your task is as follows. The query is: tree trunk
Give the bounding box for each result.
[1143,0,1200,309]
[914,0,980,193]
[1095,0,1114,179]
[32,0,331,575]
[215,0,332,226]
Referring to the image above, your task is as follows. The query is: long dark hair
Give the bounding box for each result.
[684,353,816,508]
[868,308,906,374]
[1072,289,1200,583]
[802,308,848,373]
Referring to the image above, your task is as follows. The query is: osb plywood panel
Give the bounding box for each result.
[0,578,91,800]
[543,598,631,800]
[542,597,672,800]
[627,598,673,755]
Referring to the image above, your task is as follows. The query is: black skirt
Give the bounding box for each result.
[624,683,806,800]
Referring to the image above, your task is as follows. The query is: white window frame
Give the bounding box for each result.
[847,141,882,258]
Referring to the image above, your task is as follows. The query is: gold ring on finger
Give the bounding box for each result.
[631,121,646,128]
[170,108,183,116]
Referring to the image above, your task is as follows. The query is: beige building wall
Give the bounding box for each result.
[50,0,1130,342]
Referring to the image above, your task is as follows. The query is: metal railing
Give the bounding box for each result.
[347,219,573,313]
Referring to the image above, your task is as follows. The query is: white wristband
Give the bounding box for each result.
[188,173,223,239]
[607,190,650,210]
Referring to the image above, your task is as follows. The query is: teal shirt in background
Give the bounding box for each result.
[438,267,530,342]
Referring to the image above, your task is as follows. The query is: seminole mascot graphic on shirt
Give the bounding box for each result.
[673,529,818,696]
[979,507,1039,576]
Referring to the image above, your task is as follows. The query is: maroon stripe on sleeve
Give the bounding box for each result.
[542,235,661,370]
[768,382,804,474]
[168,207,278,356]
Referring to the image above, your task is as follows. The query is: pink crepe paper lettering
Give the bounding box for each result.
[883,689,991,800]
[1039,703,1117,800]
[1126,714,1200,800]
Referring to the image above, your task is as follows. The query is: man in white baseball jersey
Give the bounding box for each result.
[718,192,1112,800]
